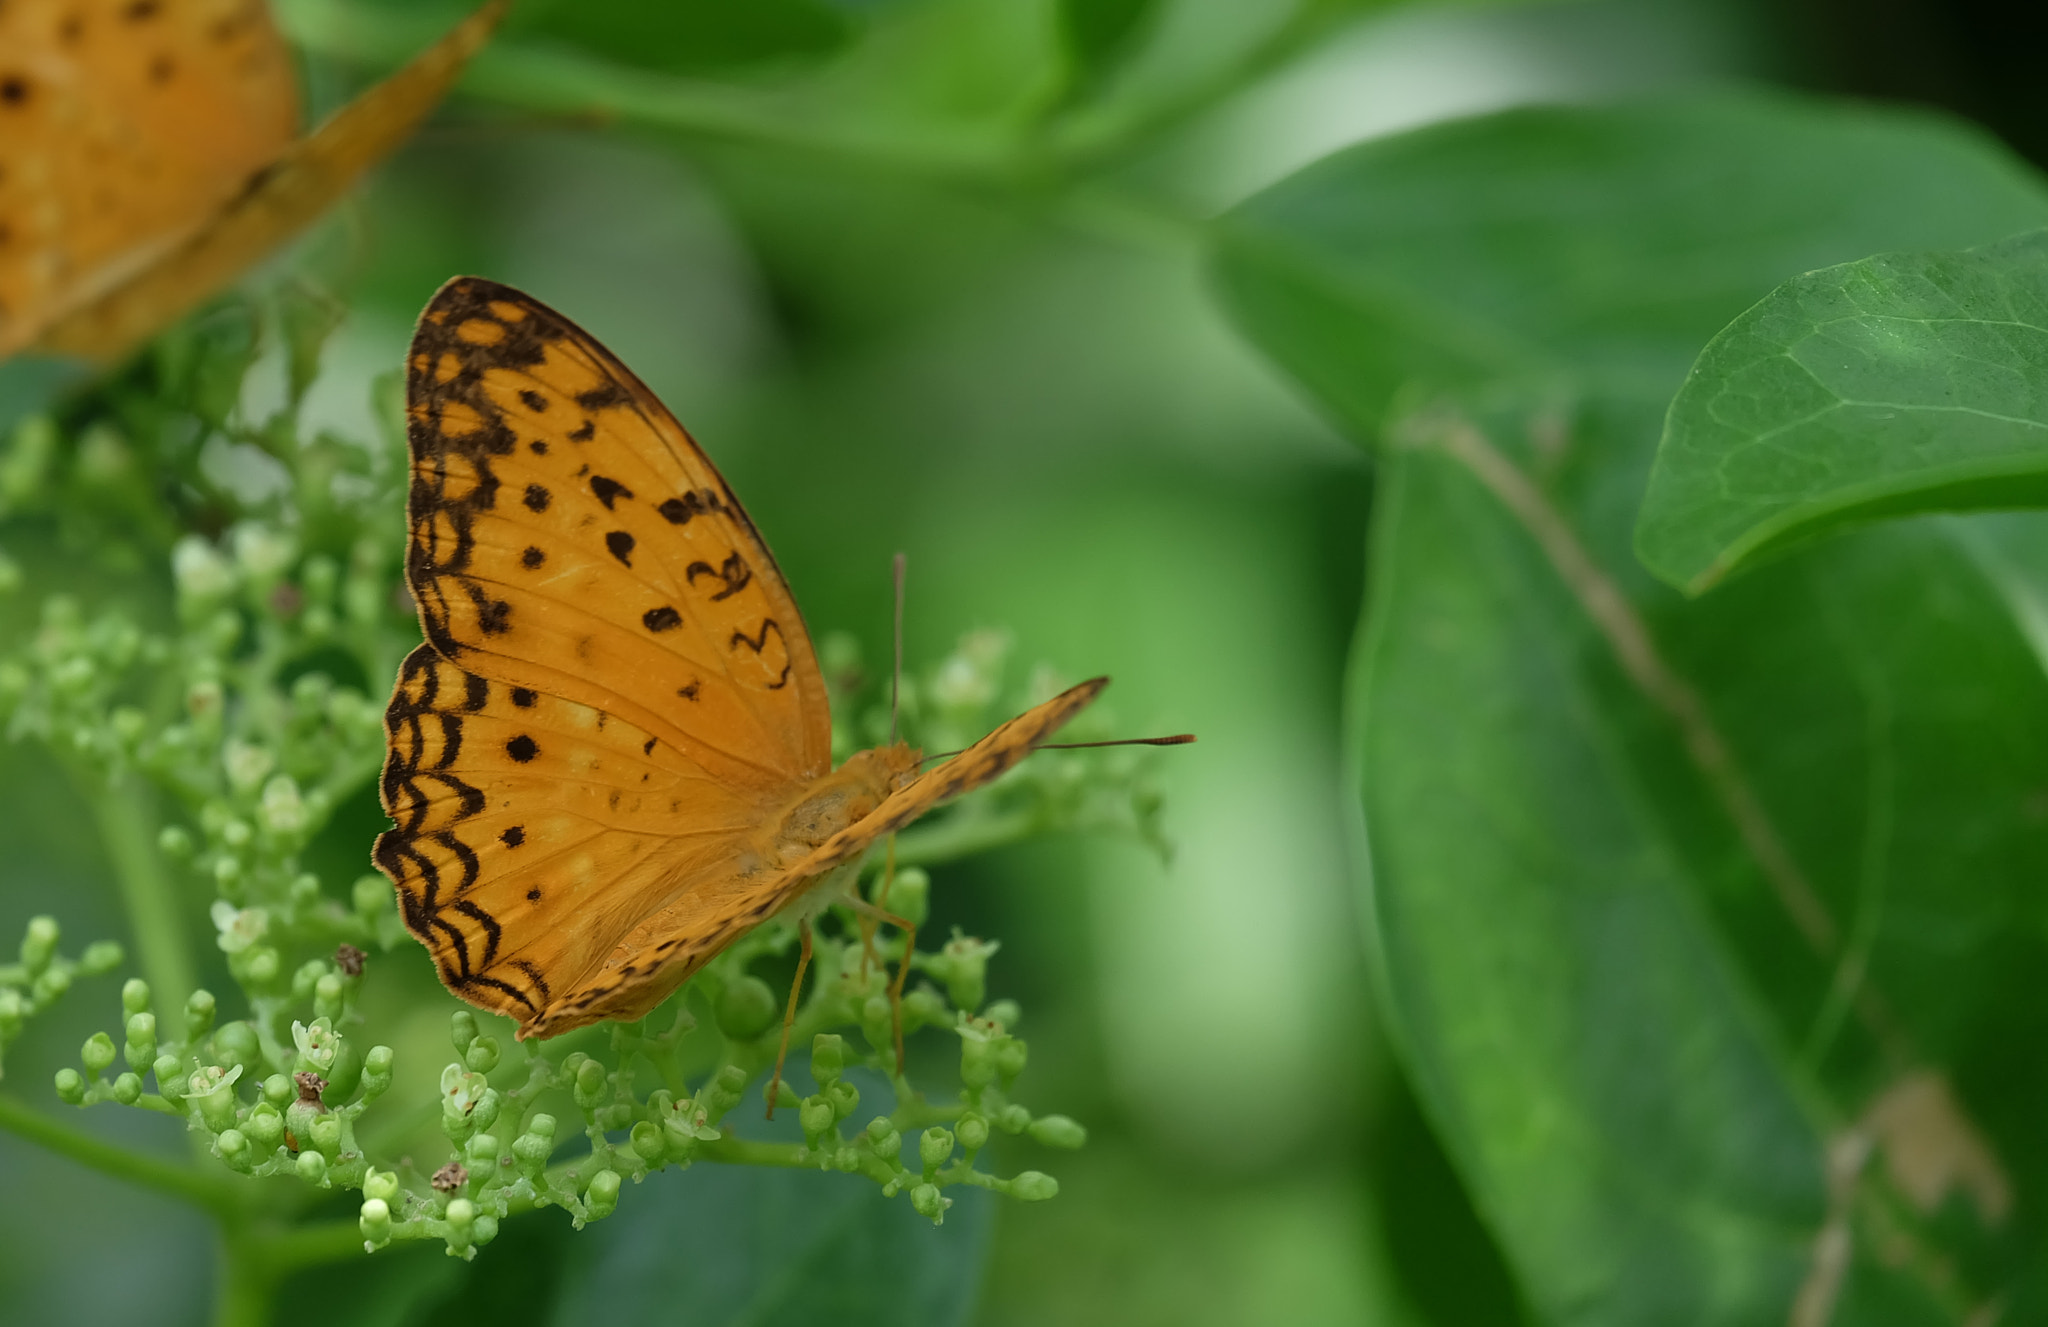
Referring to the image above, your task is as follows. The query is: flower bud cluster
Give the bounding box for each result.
[0,915,124,1082]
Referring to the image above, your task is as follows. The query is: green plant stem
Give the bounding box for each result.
[81,770,195,1012]
[0,1091,240,1218]
[696,1135,809,1167]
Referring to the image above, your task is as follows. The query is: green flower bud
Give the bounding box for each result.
[799,1097,835,1140]
[364,1170,401,1202]
[110,1072,142,1105]
[919,1127,954,1173]
[0,988,20,1039]
[715,975,777,1040]
[449,1010,479,1055]
[213,1021,258,1072]
[296,1149,328,1184]
[31,965,71,1004]
[996,1104,1030,1135]
[157,825,194,859]
[1008,1170,1059,1202]
[246,1102,284,1149]
[20,916,58,973]
[466,1133,502,1175]
[865,1117,900,1159]
[809,1033,845,1086]
[465,1035,500,1075]
[185,989,217,1041]
[216,1129,252,1172]
[529,1112,558,1140]
[54,1067,86,1105]
[902,987,947,1029]
[120,979,152,1016]
[910,1183,949,1223]
[240,947,279,987]
[152,1055,185,1099]
[309,1116,342,1156]
[471,1213,500,1249]
[443,1198,476,1254]
[123,1012,157,1069]
[960,1034,998,1090]
[513,1130,553,1176]
[312,974,345,1022]
[983,999,1021,1030]
[352,874,390,917]
[630,1120,664,1163]
[1027,1114,1086,1149]
[699,1063,747,1121]
[957,1114,989,1152]
[471,1089,501,1133]
[362,1045,394,1099]
[573,1059,607,1110]
[881,869,930,928]
[288,873,320,906]
[996,1038,1028,1082]
[360,1198,392,1246]
[81,1032,116,1077]
[825,1079,859,1121]
[772,1079,801,1111]
[585,1169,621,1220]
[76,940,123,975]
[291,960,326,1001]
[833,1146,860,1173]
[261,1073,292,1107]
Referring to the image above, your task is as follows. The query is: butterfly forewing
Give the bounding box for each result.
[403,277,832,792]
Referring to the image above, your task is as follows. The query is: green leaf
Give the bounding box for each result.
[513,0,853,76]
[548,1165,993,1327]
[1211,93,2048,436]
[1638,230,2048,593]
[1354,437,1827,1323]
[1056,0,1160,98]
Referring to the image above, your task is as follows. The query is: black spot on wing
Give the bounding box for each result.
[501,826,525,847]
[590,475,633,509]
[519,390,549,412]
[521,546,545,569]
[511,688,537,708]
[523,484,550,512]
[606,531,635,566]
[643,606,682,633]
[507,735,539,763]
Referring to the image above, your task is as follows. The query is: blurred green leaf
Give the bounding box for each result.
[548,1165,993,1327]
[1056,0,1161,98]
[1353,437,1827,1323]
[513,0,853,76]
[1211,94,2048,438]
[1639,230,2048,594]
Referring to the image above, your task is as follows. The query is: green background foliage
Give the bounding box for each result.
[9,0,2048,1323]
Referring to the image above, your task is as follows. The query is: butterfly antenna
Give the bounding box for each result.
[765,918,815,1121]
[922,733,1198,763]
[889,552,906,746]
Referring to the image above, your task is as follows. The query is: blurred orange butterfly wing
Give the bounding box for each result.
[0,0,504,362]
[377,279,1103,1037]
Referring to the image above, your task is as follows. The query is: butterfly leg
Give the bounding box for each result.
[765,917,815,1121]
[839,893,916,1077]
[859,836,898,984]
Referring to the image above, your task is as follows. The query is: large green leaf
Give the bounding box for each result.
[1638,231,2048,593]
[1354,441,1827,1323]
[547,1164,993,1327]
[1213,93,2048,1322]
[1211,94,2048,436]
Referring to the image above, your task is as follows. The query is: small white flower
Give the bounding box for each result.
[187,1062,243,1098]
[171,535,235,603]
[441,1062,487,1116]
[211,900,268,953]
[293,1018,339,1072]
[222,739,274,793]
[230,523,296,581]
[258,774,305,834]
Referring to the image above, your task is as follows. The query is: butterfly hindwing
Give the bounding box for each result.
[403,277,833,794]
[375,644,767,1020]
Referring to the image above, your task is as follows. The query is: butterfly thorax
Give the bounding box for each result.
[756,743,923,873]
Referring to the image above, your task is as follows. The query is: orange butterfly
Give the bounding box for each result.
[0,0,503,364]
[376,277,1125,1046]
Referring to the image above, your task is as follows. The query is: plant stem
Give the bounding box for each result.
[83,770,195,1012]
[696,1135,809,1167]
[0,1091,241,1218]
